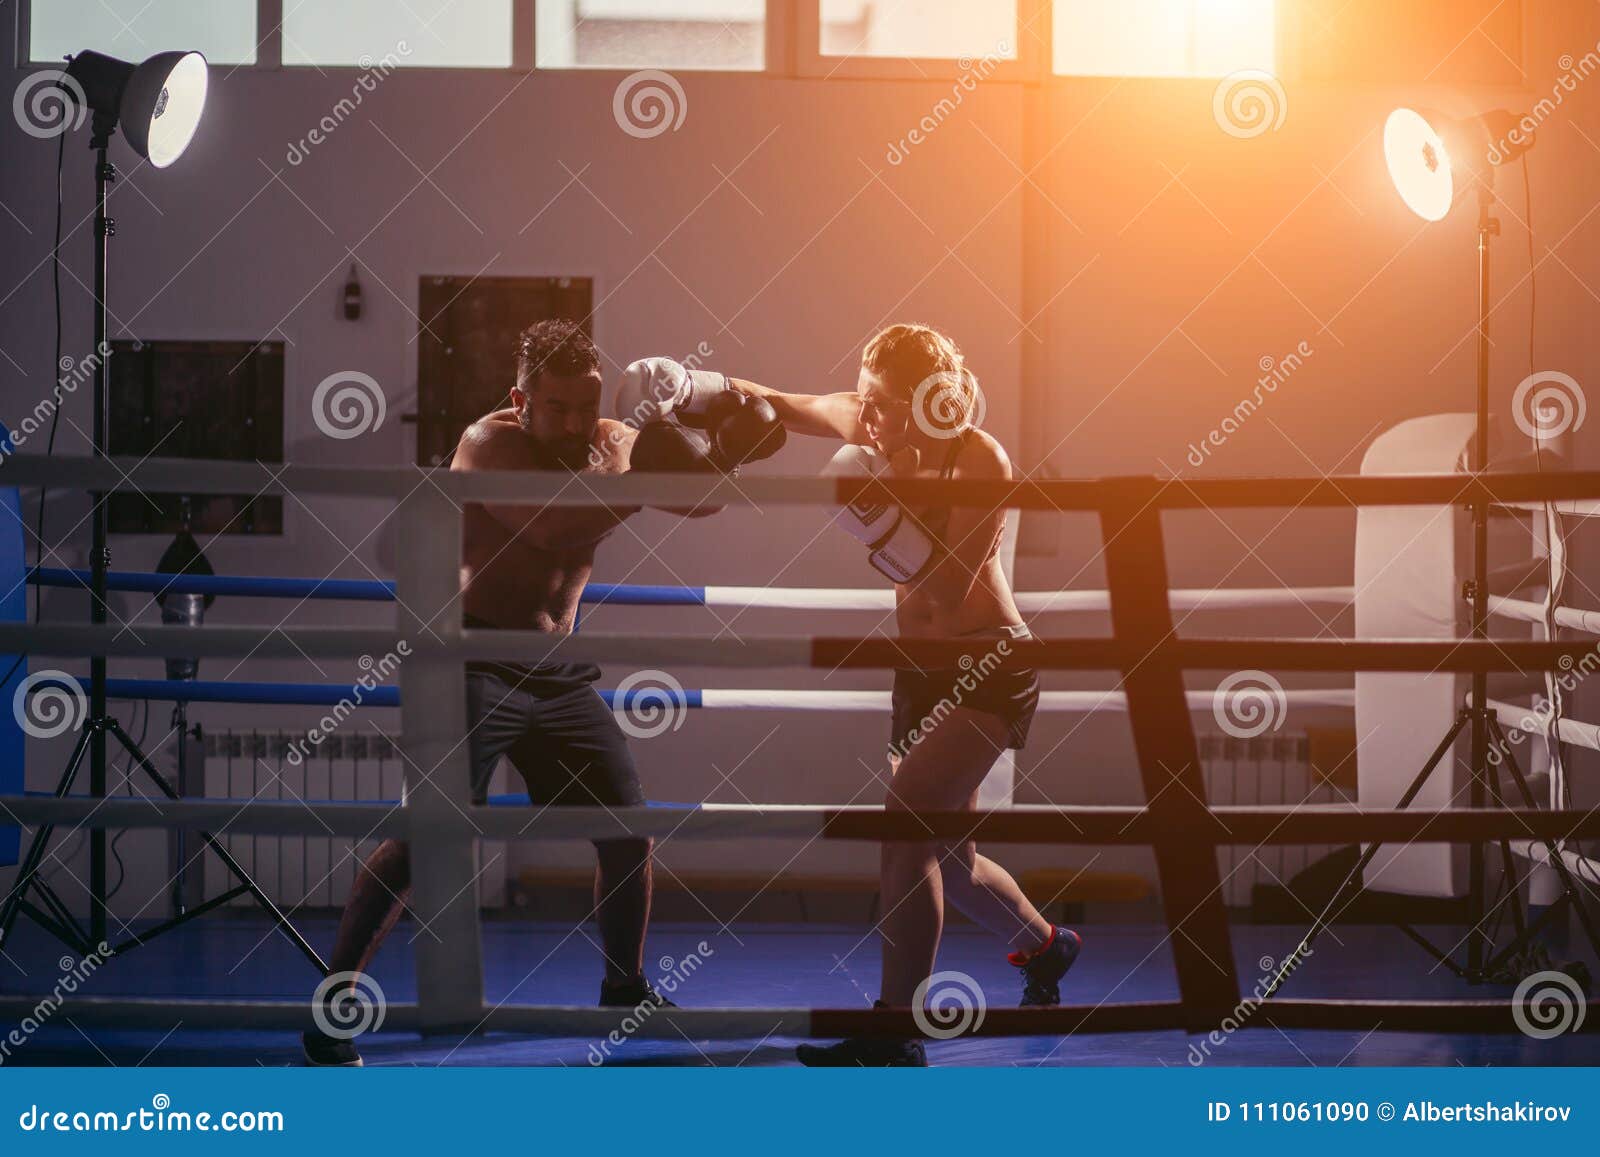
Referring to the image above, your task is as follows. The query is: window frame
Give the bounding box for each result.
[1048,0,1283,80]
[794,0,1047,82]
[18,0,1048,79]
[275,0,534,72]
[19,0,268,69]
[11,0,1332,86]
[17,0,540,73]
[531,0,783,74]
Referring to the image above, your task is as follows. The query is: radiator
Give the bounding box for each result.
[1199,732,1342,907]
[201,730,507,910]
[195,728,1327,913]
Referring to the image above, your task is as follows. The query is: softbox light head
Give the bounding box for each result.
[64,48,208,167]
[1385,106,1533,223]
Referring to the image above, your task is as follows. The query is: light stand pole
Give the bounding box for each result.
[87,125,114,946]
[1466,180,1498,979]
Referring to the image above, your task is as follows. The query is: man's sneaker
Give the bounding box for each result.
[600,979,677,1009]
[302,1030,363,1067]
[796,1001,928,1067]
[1013,926,1082,1006]
[796,1036,928,1067]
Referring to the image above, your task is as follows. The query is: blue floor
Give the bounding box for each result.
[2,915,1595,1066]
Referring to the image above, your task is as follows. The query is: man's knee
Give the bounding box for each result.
[361,839,412,890]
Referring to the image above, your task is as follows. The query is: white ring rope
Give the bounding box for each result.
[701,586,1354,613]
[1486,698,1600,753]
[1488,595,1600,636]
[1500,499,1600,519]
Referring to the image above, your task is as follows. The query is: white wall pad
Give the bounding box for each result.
[1354,413,1475,899]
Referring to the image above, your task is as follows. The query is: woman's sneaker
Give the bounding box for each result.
[1013,926,1082,1006]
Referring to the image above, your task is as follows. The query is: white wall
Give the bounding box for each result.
[2,0,1598,918]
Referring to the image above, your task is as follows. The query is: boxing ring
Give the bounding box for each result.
[2,449,1600,1043]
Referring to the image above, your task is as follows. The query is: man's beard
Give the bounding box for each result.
[540,437,594,469]
[519,415,593,470]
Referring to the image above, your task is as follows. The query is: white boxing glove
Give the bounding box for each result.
[615,357,730,428]
[822,445,935,584]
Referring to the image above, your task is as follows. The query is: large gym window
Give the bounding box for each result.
[818,0,1018,61]
[284,0,515,69]
[1053,0,1276,77]
[28,0,258,66]
[535,0,766,71]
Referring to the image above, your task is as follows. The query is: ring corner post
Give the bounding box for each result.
[395,485,484,1034]
[1100,480,1239,1030]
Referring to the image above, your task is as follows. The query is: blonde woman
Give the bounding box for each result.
[643,325,1080,1065]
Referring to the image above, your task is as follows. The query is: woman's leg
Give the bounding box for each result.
[940,831,1054,956]
[879,711,1013,1005]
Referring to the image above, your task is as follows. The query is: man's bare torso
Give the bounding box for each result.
[455,410,634,632]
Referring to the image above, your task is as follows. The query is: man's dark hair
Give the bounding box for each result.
[515,319,600,389]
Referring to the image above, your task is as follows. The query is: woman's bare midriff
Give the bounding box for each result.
[894,552,1023,638]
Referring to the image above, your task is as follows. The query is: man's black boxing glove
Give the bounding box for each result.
[630,420,721,473]
[704,392,787,467]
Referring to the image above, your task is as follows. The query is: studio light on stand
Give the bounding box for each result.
[0,51,326,975]
[1267,107,1600,999]
[61,49,209,170]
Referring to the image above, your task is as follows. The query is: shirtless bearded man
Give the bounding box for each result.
[302,320,782,1065]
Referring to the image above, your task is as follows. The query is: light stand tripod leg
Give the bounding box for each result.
[103,718,328,974]
[1264,710,1470,999]
[1487,717,1600,967]
[1482,733,1529,953]
[1395,922,1470,979]
[27,875,90,951]
[0,725,95,951]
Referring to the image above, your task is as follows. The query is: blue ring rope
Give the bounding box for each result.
[29,568,707,606]
[29,675,702,711]
[18,790,699,810]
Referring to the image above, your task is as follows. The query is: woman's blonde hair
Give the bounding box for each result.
[861,323,980,435]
